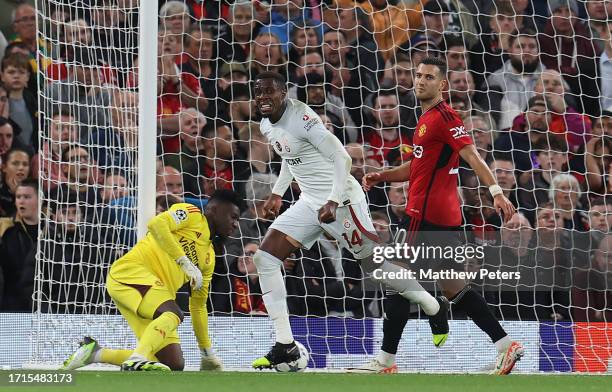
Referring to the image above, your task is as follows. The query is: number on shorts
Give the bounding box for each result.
[342,230,363,248]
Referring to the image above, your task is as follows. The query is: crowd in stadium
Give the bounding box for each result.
[0,0,610,322]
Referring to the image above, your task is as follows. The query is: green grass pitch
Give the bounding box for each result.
[1,371,610,392]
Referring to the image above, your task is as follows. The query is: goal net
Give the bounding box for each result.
[22,0,611,373]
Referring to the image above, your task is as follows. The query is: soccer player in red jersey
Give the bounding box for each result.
[359,57,524,375]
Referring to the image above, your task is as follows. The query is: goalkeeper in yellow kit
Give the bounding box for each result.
[62,190,241,371]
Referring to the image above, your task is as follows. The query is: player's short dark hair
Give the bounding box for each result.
[208,189,245,210]
[17,177,38,193]
[254,71,287,91]
[418,56,447,78]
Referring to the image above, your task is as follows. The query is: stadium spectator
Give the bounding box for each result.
[0,117,15,158]
[572,234,612,322]
[469,2,522,83]
[249,32,287,78]
[518,138,569,224]
[289,50,325,85]
[584,132,612,196]
[494,96,554,172]
[201,120,240,196]
[448,69,500,123]
[358,0,424,61]
[406,34,439,69]
[371,210,393,242]
[260,0,312,53]
[230,241,267,314]
[49,145,101,221]
[588,197,612,249]
[100,172,129,204]
[463,114,494,165]
[345,143,386,208]
[539,0,600,117]
[0,178,38,311]
[287,19,321,79]
[487,28,543,130]
[1,53,36,148]
[442,34,469,71]
[225,172,278,269]
[221,83,252,133]
[294,73,357,142]
[9,4,38,56]
[156,165,184,197]
[489,153,519,209]
[235,122,279,182]
[533,69,591,152]
[384,54,419,132]
[5,41,38,96]
[597,19,612,112]
[217,0,257,64]
[30,108,76,189]
[217,62,250,93]
[337,4,384,92]
[413,0,450,49]
[159,1,191,37]
[164,108,206,197]
[385,182,408,232]
[0,147,29,217]
[549,173,588,231]
[363,89,410,166]
[45,47,112,137]
[181,25,218,115]
[587,0,610,53]
[461,172,502,246]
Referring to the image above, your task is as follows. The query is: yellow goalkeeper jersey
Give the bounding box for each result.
[109,203,215,349]
[111,203,215,293]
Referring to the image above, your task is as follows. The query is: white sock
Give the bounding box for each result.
[494,336,512,353]
[254,251,294,344]
[93,349,103,362]
[376,350,396,367]
[378,261,440,316]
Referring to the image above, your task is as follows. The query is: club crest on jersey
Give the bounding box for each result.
[275,141,282,152]
[418,124,427,137]
[343,218,351,229]
[413,145,424,158]
[450,125,469,139]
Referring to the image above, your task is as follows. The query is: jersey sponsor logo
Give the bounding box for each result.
[196,232,202,239]
[449,125,469,139]
[304,117,320,132]
[418,124,427,137]
[286,157,302,166]
[179,236,199,265]
[413,144,424,158]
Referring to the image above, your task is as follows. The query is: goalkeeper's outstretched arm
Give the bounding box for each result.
[190,277,222,370]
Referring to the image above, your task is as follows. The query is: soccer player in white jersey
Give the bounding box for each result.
[250,72,450,370]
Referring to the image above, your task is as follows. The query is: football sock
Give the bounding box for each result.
[96,349,132,365]
[361,256,439,316]
[494,336,512,353]
[253,250,294,344]
[376,350,396,368]
[380,294,411,355]
[133,312,181,358]
[451,288,507,344]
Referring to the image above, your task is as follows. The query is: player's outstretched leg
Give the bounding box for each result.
[360,255,449,346]
[62,336,101,370]
[447,284,524,374]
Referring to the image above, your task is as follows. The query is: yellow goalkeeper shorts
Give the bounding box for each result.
[106,264,180,347]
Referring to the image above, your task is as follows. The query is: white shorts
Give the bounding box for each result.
[269,198,377,258]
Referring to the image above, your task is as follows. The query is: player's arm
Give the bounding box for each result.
[362,161,412,191]
[147,204,204,289]
[262,159,293,219]
[459,144,515,223]
[189,268,221,370]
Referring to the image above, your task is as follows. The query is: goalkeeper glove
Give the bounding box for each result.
[200,348,222,371]
[176,256,203,290]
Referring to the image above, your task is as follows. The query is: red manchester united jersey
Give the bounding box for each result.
[406,101,472,227]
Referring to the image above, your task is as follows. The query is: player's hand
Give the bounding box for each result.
[176,256,203,290]
[493,194,515,224]
[318,200,338,224]
[200,348,222,371]
[262,194,282,219]
[362,172,382,191]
